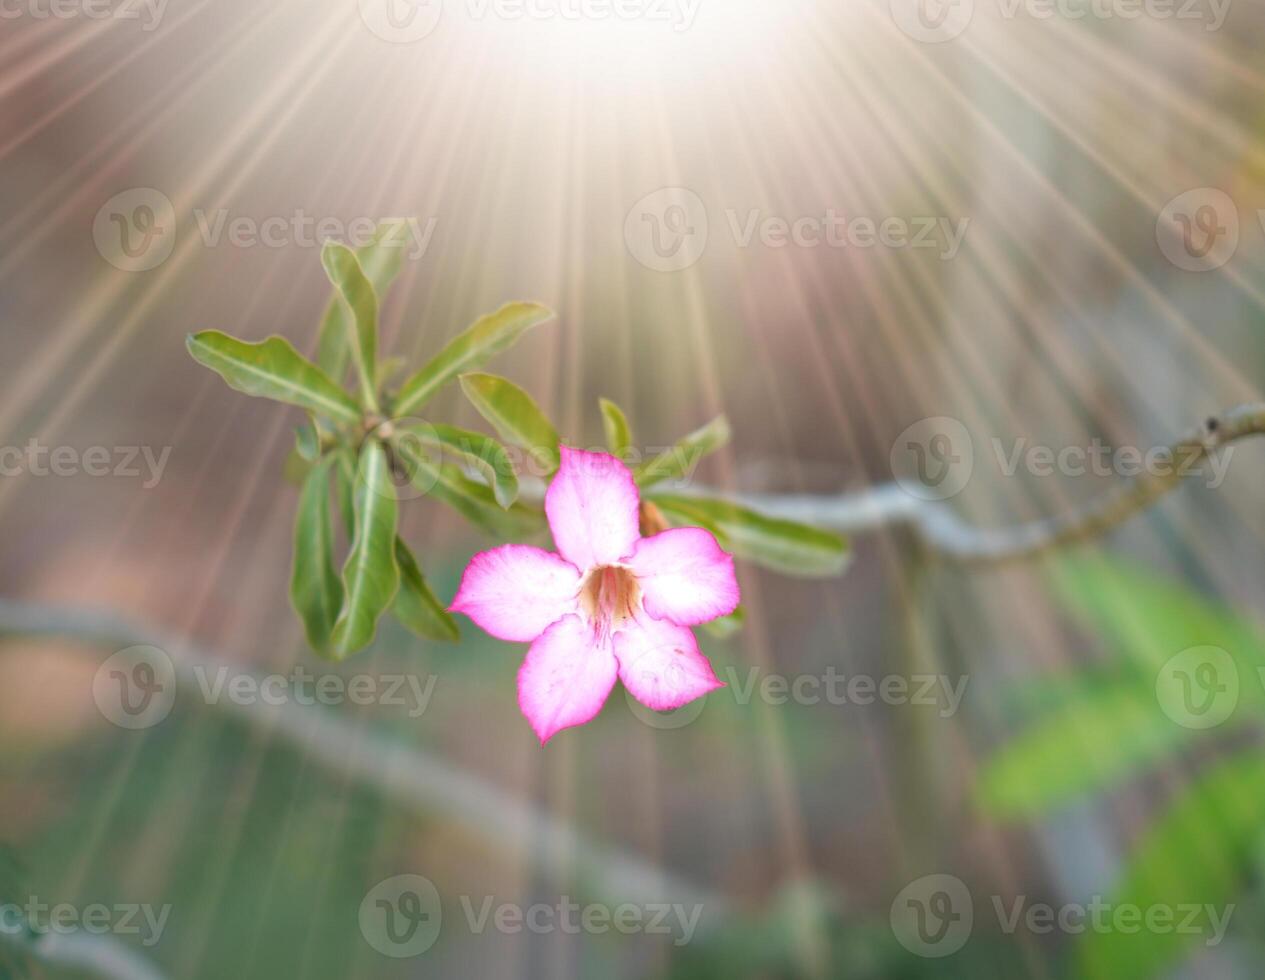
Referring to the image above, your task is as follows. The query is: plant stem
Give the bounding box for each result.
[699,403,1265,564]
[0,602,725,923]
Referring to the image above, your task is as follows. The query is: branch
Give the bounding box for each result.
[693,403,1265,564]
[7,929,169,980]
[0,602,724,923]
[1,405,1257,963]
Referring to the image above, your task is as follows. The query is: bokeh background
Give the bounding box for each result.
[2,0,1265,976]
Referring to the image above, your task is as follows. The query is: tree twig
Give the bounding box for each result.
[22,930,168,980]
[689,403,1265,564]
[1,404,1259,966]
[0,602,725,923]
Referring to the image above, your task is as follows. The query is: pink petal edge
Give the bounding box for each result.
[518,614,619,744]
[630,526,740,627]
[449,544,581,643]
[545,447,642,571]
[614,613,725,712]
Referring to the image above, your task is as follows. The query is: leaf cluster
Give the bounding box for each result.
[188,225,849,658]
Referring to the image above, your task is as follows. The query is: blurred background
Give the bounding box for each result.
[2,0,1265,976]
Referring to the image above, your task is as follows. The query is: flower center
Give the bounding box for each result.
[577,564,640,637]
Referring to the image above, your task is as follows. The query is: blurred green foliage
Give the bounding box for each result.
[978,557,1265,979]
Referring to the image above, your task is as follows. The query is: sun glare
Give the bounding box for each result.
[425,0,804,84]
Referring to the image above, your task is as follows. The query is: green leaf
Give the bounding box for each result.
[399,422,519,508]
[334,449,356,538]
[378,355,408,388]
[975,683,1202,817]
[282,449,311,486]
[290,457,344,656]
[599,398,633,458]
[703,604,745,639]
[187,331,361,425]
[393,538,459,642]
[394,302,554,416]
[636,415,731,486]
[317,222,409,384]
[458,372,560,474]
[294,422,320,462]
[1077,752,1265,979]
[652,494,849,578]
[320,241,379,411]
[1052,557,1265,674]
[283,423,319,486]
[394,438,545,539]
[329,442,399,658]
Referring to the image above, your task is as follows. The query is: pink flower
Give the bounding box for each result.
[450,447,740,743]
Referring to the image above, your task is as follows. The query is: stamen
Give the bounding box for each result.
[577,564,641,640]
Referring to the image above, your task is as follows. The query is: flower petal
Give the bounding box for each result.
[614,613,723,711]
[629,527,740,626]
[518,614,618,743]
[545,447,641,570]
[450,544,580,642]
